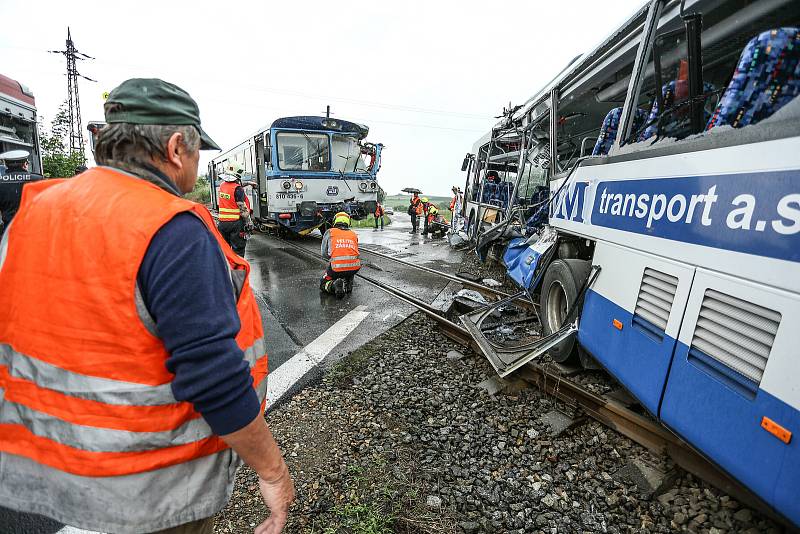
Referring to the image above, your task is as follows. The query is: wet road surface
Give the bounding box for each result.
[2,214,466,533]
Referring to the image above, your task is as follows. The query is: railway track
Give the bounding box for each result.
[271,233,793,531]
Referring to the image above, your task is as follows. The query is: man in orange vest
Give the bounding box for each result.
[409,192,423,234]
[0,79,294,533]
[217,160,254,256]
[320,211,360,298]
[374,201,385,230]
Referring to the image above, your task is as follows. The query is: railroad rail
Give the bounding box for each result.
[270,234,792,531]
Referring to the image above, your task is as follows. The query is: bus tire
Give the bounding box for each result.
[540,259,592,364]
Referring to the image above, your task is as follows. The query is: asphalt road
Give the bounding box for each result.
[2,213,465,534]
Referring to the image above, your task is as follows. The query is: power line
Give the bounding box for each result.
[48,28,96,156]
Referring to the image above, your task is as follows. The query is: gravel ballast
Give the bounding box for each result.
[216,313,783,533]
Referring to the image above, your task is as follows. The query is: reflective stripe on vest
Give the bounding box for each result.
[0,167,267,481]
[329,227,360,272]
[218,181,241,221]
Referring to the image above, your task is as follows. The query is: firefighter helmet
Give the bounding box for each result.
[333,211,351,227]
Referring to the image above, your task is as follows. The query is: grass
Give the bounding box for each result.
[351,215,392,228]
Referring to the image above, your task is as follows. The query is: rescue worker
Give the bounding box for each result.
[320,211,360,298]
[420,197,431,235]
[217,160,254,257]
[423,202,439,236]
[409,191,423,233]
[450,185,464,231]
[0,78,294,533]
[0,149,44,232]
[374,201,385,230]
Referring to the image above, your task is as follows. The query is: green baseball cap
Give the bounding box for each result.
[104,78,220,150]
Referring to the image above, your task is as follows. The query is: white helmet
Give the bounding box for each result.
[223,160,244,178]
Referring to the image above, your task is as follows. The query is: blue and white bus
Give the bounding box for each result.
[463,0,800,525]
[209,116,383,235]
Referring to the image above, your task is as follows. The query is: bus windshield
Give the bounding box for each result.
[276,131,330,171]
[331,134,368,173]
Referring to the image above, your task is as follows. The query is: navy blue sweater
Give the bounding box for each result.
[137,212,260,436]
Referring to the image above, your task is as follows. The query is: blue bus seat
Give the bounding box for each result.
[639,81,716,141]
[591,107,647,156]
[707,27,800,129]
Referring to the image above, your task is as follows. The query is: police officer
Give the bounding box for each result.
[216,160,254,256]
[0,150,43,232]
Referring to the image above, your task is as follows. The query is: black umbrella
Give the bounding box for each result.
[401,187,422,194]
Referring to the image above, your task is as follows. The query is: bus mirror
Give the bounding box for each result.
[461,153,473,172]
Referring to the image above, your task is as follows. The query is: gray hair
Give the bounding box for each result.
[94,123,201,167]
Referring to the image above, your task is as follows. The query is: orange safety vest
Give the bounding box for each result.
[218,180,243,221]
[329,227,361,272]
[0,167,267,530]
[450,196,456,211]
[411,196,423,215]
[375,204,384,217]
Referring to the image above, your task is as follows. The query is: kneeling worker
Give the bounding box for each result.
[320,211,360,298]
[217,160,254,257]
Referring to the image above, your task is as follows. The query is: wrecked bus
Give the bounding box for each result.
[460,0,800,526]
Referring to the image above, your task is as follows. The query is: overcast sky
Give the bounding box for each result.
[2,0,644,196]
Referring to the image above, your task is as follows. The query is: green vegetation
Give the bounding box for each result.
[351,215,391,228]
[186,176,211,204]
[38,101,86,178]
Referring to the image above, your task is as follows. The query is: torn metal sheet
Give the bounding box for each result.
[460,290,578,377]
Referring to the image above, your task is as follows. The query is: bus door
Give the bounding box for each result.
[660,270,798,515]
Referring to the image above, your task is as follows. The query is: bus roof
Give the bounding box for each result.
[271,116,369,139]
[0,73,35,108]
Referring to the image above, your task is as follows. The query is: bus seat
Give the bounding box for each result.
[707,28,800,129]
[639,81,716,141]
[482,182,498,203]
[497,182,514,208]
[591,107,647,156]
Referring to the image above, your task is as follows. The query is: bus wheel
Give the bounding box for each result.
[540,259,591,365]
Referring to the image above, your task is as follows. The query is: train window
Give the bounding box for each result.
[331,134,366,173]
[276,132,330,171]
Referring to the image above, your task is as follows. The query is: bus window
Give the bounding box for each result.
[276,132,330,171]
[622,0,800,148]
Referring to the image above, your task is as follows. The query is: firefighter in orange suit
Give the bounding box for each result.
[0,78,294,533]
[217,160,254,257]
[320,211,360,298]
[409,192,423,233]
[374,202,385,230]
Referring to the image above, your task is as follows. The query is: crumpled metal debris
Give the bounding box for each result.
[454,289,488,305]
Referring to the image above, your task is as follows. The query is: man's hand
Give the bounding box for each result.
[254,468,295,534]
[220,416,296,534]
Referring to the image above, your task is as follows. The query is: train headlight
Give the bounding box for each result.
[282,180,292,190]
[358,181,368,192]
[294,180,304,191]
[369,182,377,190]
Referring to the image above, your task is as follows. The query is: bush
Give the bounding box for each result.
[186,176,211,204]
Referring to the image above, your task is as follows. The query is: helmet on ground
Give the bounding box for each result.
[421,197,429,203]
[224,160,245,178]
[333,211,351,227]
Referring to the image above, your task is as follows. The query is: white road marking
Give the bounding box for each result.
[266,305,370,404]
[54,306,369,534]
